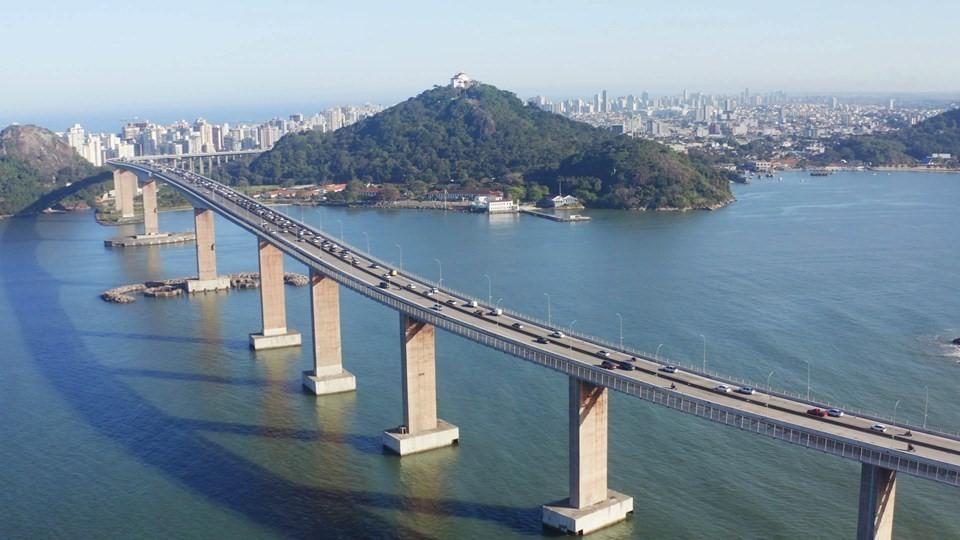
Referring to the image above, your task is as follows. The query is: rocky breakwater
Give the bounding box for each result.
[102,272,308,304]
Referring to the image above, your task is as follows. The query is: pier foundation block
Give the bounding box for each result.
[186,277,232,294]
[249,330,302,350]
[382,419,460,456]
[302,368,357,395]
[542,490,634,536]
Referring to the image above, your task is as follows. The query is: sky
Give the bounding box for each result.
[2,0,959,130]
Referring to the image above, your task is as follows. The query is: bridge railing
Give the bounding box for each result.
[150,164,960,443]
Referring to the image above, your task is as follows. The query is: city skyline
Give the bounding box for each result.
[3,0,960,128]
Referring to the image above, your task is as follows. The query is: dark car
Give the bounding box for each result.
[806,408,827,417]
[616,360,635,371]
[601,360,617,370]
[511,322,524,330]
[536,337,549,344]
[378,281,389,289]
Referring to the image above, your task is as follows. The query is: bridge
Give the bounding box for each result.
[125,149,262,175]
[108,159,959,537]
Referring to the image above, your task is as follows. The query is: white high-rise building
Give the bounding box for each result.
[65,124,85,150]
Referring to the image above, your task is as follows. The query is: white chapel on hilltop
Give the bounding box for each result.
[450,72,475,89]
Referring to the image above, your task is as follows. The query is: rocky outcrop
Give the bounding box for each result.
[102,272,308,303]
[0,125,89,179]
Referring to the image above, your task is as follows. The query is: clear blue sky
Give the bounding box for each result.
[3,0,958,129]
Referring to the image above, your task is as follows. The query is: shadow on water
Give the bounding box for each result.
[1,218,544,538]
[80,329,249,351]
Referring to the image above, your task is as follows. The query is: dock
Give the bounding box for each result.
[520,208,591,222]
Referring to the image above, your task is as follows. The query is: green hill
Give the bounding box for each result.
[232,83,734,210]
[819,108,960,166]
[0,125,105,216]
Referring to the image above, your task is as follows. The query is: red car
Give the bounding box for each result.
[601,360,617,370]
[806,408,827,417]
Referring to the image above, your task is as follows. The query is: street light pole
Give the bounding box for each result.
[766,370,776,407]
[615,312,623,350]
[699,334,706,373]
[434,258,443,287]
[569,320,577,349]
[362,231,371,254]
[394,243,403,270]
[655,343,663,379]
[544,293,552,328]
[336,219,344,243]
[483,274,492,306]
[923,386,930,429]
[892,399,902,438]
[805,360,811,401]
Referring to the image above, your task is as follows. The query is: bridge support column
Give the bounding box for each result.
[542,378,633,535]
[302,270,356,395]
[857,464,897,540]
[249,240,301,350]
[382,314,459,455]
[112,169,124,211]
[141,179,160,235]
[185,208,231,293]
[113,170,137,219]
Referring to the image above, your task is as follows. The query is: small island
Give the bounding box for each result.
[213,76,736,212]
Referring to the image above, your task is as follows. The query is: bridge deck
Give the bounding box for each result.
[110,160,960,489]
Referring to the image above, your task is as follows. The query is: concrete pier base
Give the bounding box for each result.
[542,490,634,535]
[104,231,195,247]
[302,369,357,395]
[382,419,459,456]
[249,330,302,350]
[186,276,232,293]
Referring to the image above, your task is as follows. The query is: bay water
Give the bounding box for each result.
[1,171,958,539]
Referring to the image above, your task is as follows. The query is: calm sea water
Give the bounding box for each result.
[1,171,958,539]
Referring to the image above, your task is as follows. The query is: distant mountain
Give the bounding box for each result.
[230,83,734,210]
[818,108,960,166]
[0,125,103,215]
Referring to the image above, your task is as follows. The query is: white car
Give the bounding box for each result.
[550,331,565,339]
[870,423,887,433]
[827,408,844,418]
[661,365,680,374]
[714,384,732,394]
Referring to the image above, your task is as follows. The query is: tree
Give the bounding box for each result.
[379,184,401,201]
[506,185,526,202]
[406,180,428,197]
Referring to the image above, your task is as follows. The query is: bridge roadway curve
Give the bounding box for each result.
[111,159,960,490]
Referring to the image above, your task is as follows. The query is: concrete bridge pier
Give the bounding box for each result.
[382,314,459,455]
[141,179,160,235]
[542,378,633,535]
[249,240,301,350]
[185,208,231,293]
[302,270,356,395]
[857,464,897,540]
[112,170,137,219]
